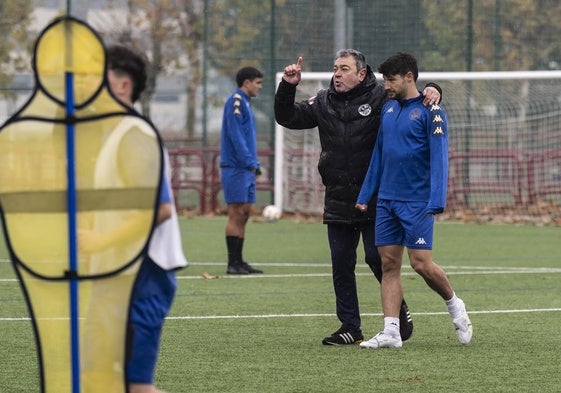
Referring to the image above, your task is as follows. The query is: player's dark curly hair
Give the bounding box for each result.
[378,52,419,81]
[106,44,147,102]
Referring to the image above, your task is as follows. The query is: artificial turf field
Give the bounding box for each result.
[1,216,561,392]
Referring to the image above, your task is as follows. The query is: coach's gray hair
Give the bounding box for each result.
[335,49,367,71]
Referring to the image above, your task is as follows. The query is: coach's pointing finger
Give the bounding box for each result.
[283,56,303,85]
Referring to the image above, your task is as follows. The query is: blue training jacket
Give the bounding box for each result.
[220,88,259,170]
[357,93,449,214]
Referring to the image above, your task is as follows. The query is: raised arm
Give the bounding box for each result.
[275,56,318,129]
[282,56,303,85]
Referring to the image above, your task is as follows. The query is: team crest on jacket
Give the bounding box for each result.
[358,104,371,116]
[409,108,422,120]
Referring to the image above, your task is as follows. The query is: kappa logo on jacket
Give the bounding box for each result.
[358,104,371,116]
[233,97,242,115]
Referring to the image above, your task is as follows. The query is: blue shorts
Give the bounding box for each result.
[127,259,176,383]
[375,199,434,249]
[221,167,256,204]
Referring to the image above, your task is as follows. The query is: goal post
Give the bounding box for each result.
[275,70,561,223]
[274,72,333,215]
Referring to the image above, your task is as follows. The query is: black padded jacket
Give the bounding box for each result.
[274,65,441,224]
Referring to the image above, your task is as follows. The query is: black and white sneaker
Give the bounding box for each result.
[322,327,364,346]
[399,299,414,341]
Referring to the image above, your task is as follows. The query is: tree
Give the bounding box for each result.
[100,0,176,120]
[176,0,204,141]
[99,0,205,139]
[421,0,561,71]
[0,1,33,95]
[121,0,284,139]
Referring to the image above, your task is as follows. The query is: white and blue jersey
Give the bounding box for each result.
[357,93,449,214]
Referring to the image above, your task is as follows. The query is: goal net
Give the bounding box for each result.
[274,71,561,224]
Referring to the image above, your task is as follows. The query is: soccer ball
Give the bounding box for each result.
[262,204,282,222]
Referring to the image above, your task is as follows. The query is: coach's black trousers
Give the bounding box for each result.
[327,222,382,331]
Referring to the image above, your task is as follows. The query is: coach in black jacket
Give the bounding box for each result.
[274,49,441,345]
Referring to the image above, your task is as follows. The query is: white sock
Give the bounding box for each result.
[383,317,400,338]
[445,292,465,319]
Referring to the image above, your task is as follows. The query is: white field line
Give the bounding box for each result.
[1,264,561,282]
[174,269,561,280]
[2,308,561,322]
[2,259,560,321]
[2,269,561,282]
[2,258,559,270]
[166,308,561,320]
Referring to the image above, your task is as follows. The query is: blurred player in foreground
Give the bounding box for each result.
[106,44,188,392]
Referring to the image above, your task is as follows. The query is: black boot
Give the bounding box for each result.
[399,299,414,341]
[226,236,249,274]
[227,261,250,275]
[239,237,263,274]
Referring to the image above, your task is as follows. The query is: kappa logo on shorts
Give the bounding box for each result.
[415,237,427,245]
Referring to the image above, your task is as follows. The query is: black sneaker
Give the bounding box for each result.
[226,262,250,275]
[400,299,414,341]
[322,327,364,346]
[241,261,263,274]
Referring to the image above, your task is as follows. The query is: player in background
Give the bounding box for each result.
[275,49,442,346]
[220,67,264,275]
[355,52,472,349]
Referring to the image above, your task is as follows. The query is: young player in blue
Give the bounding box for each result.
[105,45,188,393]
[127,155,187,393]
[356,52,472,349]
[220,67,264,275]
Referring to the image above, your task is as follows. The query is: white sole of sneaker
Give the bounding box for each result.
[359,335,402,349]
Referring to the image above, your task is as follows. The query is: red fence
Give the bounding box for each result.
[447,149,525,208]
[168,148,209,212]
[168,147,274,213]
[447,149,561,209]
[526,149,561,204]
[168,147,561,214]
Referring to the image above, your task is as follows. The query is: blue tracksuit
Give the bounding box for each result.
[357,93,448,214]
[220,88,259,170]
